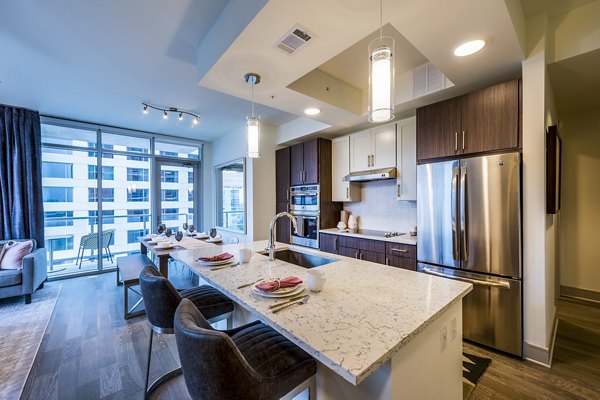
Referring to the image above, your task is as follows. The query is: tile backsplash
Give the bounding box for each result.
[342,180,416,232]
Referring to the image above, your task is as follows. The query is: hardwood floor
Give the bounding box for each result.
[468,298,600,399]
[21,270,600,400]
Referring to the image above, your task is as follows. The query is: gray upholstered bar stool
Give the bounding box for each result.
[174,298,317,400]
[139,266,235,400]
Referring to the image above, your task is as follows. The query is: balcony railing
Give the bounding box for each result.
[220,210,245,231]
[44,211,193,276]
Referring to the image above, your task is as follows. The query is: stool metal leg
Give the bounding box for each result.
[144,326,183,400]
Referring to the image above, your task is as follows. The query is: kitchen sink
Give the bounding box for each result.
[258,249,338,269]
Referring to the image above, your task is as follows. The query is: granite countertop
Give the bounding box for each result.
[171,241,470,386]
[320,227,418,245]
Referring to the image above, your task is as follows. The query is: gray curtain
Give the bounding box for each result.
[0,104,45,247]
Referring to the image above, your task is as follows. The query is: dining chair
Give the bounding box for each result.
[139,266,235,399]
[174,298,317,400]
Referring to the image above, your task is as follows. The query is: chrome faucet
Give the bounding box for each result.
[267,212,298,261]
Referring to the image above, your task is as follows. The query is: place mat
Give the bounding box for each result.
[463,352,491,399]
[0,284,61,400]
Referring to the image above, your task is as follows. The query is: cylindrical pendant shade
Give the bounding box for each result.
[369,36,395,123]
[247,116,260,158]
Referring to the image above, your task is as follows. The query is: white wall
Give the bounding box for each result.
[559,108,600,294]
[207,123,277,242]
[342,181,416,233]
[521,10,558,361]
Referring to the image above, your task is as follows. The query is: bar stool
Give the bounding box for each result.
[139,266,235,399]
[174,298,317,400]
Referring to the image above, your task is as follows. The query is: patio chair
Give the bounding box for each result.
[76,229,116,268]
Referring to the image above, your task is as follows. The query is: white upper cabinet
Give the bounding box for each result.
[349,130,371,172]
[349,124,396,172]
[396,117,417,201]
[371,124,397,169]
[332,136,361,202]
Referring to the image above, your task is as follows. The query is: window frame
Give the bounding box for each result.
[214,158,247,234]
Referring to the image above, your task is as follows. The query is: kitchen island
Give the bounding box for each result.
[172,241,472,400]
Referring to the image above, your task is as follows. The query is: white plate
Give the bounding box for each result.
[197,257,235,266]
[207,237,223,243]
[251,283,304,298]
[195,234,209,239]
[156,243,174,250]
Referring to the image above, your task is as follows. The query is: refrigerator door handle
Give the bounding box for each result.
[460,165,468,262]
[421,267,511,289]
[451,166,460,260]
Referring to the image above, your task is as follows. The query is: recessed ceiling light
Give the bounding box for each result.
[304,107,320,116]
[453,39,486,57]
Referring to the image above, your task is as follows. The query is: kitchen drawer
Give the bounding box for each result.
[360,250,386,264]
[386,255,416,271]
[338,246,359,259]
[385,242,416,259]
[338,236,386,254]
[319,233,339,255]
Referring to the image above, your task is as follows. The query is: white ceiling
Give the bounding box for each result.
[0,0,294,141]
[521,0,596,17]
[1,0,530,142]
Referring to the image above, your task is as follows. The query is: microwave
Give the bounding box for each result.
[289,185,319,213]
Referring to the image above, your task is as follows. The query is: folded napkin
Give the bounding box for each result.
[256,276,302,292]
[197,252,234,262]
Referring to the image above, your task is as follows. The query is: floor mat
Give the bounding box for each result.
[463,351,491,399]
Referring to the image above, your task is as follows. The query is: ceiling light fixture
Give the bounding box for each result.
[304,107,321,116]
[368,0,395,123]
[141,102,201,126]
[453,39,486,57]
[244,73,261,159]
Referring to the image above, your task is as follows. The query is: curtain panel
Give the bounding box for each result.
[0,104,45,247]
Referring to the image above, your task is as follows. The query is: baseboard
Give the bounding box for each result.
[523,308,558,367]
[560,285,600,303]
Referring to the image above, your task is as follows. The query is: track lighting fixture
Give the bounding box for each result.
[141,103,201,126]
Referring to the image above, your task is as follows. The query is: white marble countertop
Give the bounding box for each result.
[320,228,418,245]
[171,241,470,386]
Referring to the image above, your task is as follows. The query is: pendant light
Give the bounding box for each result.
[244,73,261,158]
[368,0,395,123]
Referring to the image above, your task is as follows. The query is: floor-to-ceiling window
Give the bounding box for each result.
[41,119,203,278]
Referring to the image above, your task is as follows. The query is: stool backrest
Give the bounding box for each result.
[174,299,260,400]
[139,266,182,330]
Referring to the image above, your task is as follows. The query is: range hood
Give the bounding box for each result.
[343,167,397,182]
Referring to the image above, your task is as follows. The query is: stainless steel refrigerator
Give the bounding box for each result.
[417,152,522,356]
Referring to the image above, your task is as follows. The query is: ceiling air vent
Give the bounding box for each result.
[413,62,453,98]
[275,25,313,55]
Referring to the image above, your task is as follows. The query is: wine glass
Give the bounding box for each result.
[175,231,183,243]
[157,224,166,234]
[209,228,217,239]
[182,222,188,233]
[165,228,173,238]
[188,224,195,235]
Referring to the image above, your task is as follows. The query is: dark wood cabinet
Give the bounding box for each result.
[385,242,416,271]
[416,79,520,162]
[417,97,461,161]
[319,233,416,270]
[276,147,290,203]
[319,233,338,254]
[290,143,305,186]
[275,201,290,244]
[461,80,519,154]
[290,139,320,186]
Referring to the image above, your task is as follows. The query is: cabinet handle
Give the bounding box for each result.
[455,132,458,151]
[385,257,389,266]
[367,154,371,167]
[462,131,465,151]
[391,248,409,253]
[397,183,401,198]
[346,187,349,199]
[355,251,360,259]
[334,237,338,251]
[359,253,364,260]
[371,154,375,167]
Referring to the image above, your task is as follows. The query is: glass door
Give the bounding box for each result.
[154,160,200,234]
